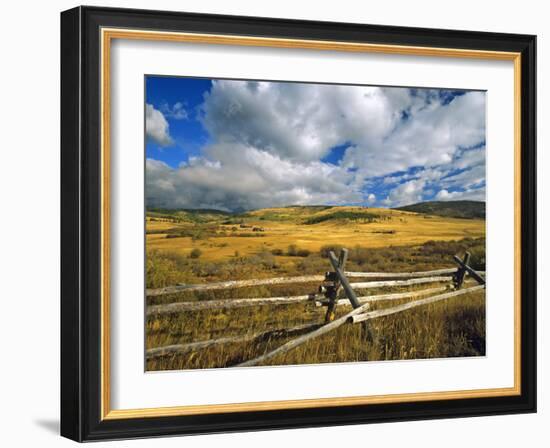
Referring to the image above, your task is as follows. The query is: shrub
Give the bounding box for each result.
[304,211,381,225]
[271,248,284,256]
[468,246,486,270]
[247,251,278,269]
[189,248,203,259]
[235,232,265,238]
[296,256,327,274]
[146,251,178,288]
[285,245,310,257]
[191,231,206,241]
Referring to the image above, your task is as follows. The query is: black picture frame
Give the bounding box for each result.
[61,5,536,442]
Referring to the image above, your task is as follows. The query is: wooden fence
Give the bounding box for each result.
[146,249,486,366]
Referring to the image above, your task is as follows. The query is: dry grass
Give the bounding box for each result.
[145,206,486,371]
[146,289,485,370]
[146,206,485,262]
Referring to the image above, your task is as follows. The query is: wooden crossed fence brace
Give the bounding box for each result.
[235,284,485,367]
[453,252,486,287]
[146,249,486,366]
[320,248,349,323]
[321,249,374,341]
[236,251,484,367]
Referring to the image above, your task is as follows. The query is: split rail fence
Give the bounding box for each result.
[146,249,486,367]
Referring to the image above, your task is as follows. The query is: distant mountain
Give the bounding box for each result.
[148,207,231,215]
[147,202,486,224]
[395,200,485,219]
[146,207,232,223]
[242,205,382,224]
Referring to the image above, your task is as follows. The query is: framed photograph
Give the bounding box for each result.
[61,6,536,441]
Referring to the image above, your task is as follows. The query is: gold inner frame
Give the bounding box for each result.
[100,27,522,420]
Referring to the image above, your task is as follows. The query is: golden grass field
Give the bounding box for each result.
[145,205,486,371]
[146,206,485,263]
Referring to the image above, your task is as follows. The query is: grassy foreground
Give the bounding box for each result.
[145,206,486,370]
[147,291,485,370]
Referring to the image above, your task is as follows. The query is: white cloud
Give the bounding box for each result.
[435,187,486,202]
[378,143,486,207]
[161,101,188,120]
[454,146,485,169]
[147,82,486,210]
[201,81,405,163]
[440,164,486,190]
[146,144,361,211]
[382,179,426,207]
[201,81,485,179]
[146,104,173,147]
[341,91,486,177]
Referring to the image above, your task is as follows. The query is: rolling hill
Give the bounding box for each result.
[148,202,486,225]
[395,200,485,219]
[147,207,231,223]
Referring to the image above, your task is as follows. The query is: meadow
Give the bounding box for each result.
[145,205,486,371]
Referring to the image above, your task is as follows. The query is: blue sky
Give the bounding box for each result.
[145,76,486,211]
[145,77,212,168]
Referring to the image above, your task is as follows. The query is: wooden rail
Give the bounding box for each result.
[146,250,487,366]
[147,277,462,316]
[351,285,486,323]
[147,286,453,316]
[315,286,448,307]
[343,268,456,278]
[146,275,325,296]
[146,322,322,359]
[236,300,374,367]
[349,276,453,290]
[236,285,485,367]
[147,294,318,315]
[146,268,478,297]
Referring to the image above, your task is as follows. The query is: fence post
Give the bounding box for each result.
[324,249,348,323]
[453,254,486,286]
[453,252,471,289]
[328,250,374,342]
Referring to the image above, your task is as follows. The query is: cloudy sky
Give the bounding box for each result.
[145,76,486,212]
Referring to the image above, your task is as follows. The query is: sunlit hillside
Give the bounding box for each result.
[146,205,486,262]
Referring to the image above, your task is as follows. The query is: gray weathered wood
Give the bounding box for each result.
[328,250,374,340]
[453,252,471,289]
[338,248,349,268]
[343,268,457,278]
[146,322,323,359]
[146,275,326,296]
[146,269,483,297]
[148,286,451,316]
[235,300,373,367]
[149,280,476,315]
[328,251,361,308]
[453,255,486,285]
[351,285,486,323]
[147,294,318,315]
[315,286,448,307]
[324,249,348,323]
[350,276,453,290]
[237,285,485,366]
